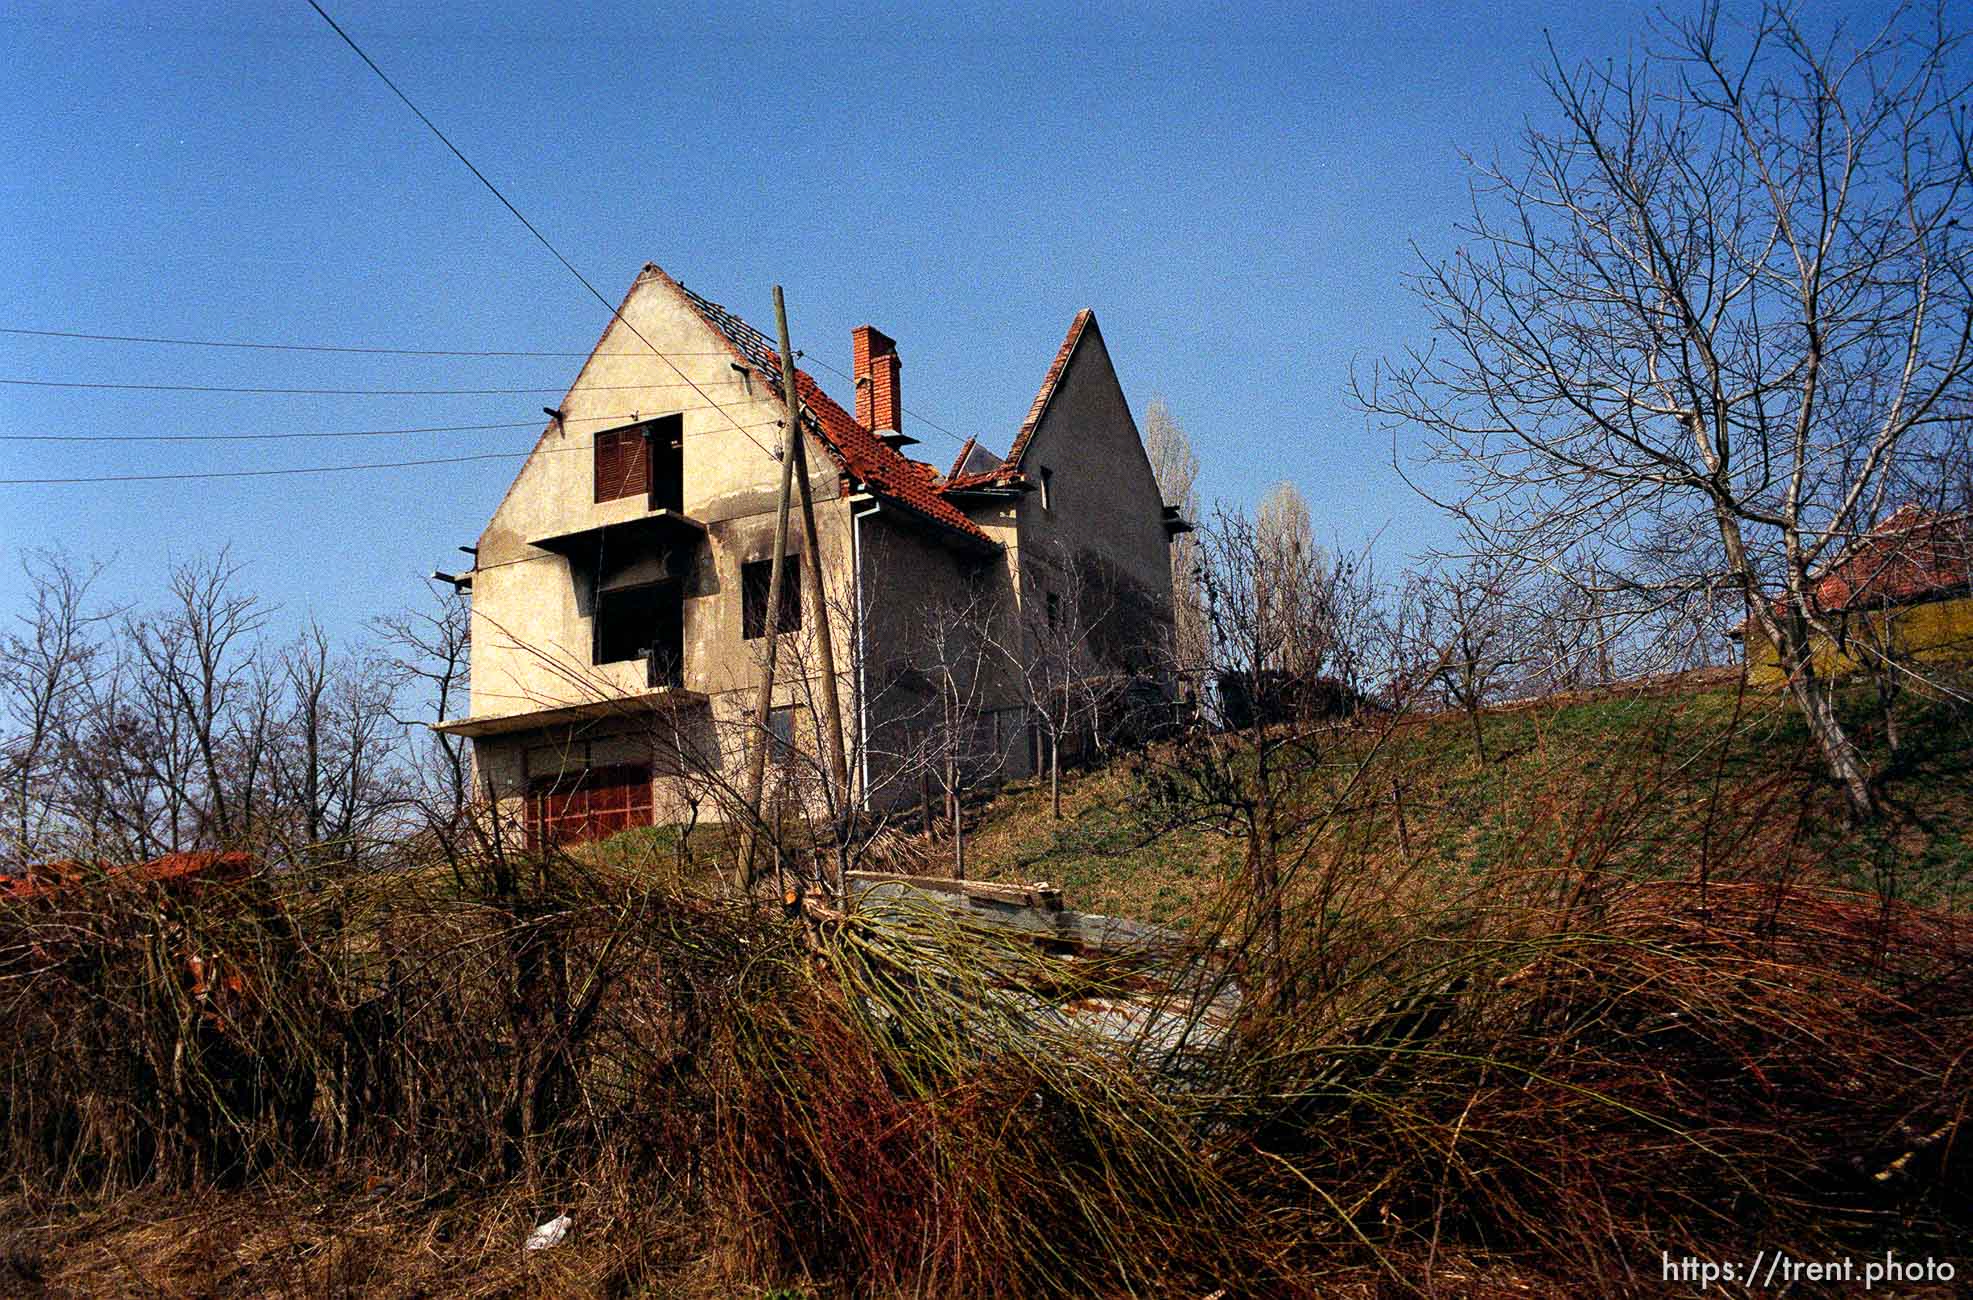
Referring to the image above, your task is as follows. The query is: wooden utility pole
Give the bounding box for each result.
[776,288,851,810]
[740,286,853,894]
[739,296,802,890]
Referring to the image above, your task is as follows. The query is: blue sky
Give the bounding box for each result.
[0,0,1900,640]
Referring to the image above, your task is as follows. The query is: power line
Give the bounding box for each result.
[304,0,780,462]
[800,353,977,451]
[0,376,751,397]
[0,413,782,443]
[0,448,547,485]
[0,420,787,483]
[4,419,539,443]
[1,398,802,480]
[0,326,741,359]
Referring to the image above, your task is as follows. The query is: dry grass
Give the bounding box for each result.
[2,677,1969,1297]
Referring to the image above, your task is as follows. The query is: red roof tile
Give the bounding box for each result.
[940,434,1022,494]
[946,436,978,480]
[4,851,257,902]
[641,266,995,550]
[1803,506,1972,615]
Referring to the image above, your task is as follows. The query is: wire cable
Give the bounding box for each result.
[304,0,780,462]
[0,413,782,443]
[0,326,742,358]
[0,376,751,397]
[1,449,547,485]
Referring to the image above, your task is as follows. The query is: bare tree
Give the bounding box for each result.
[1254,481,1337,686]
[971,544,1116,820]
[1197,505,1313,983]
[1392,560,1528,762]
[1143,396,1208,674]
[268,624,400,863]
[123,552,271,844]
[374,581,474,853]
[0,551,109,868]
[1358,2,1973,819]
[6,552,415,865]
[885,580,1013,880]
[1139,505,1392,1005]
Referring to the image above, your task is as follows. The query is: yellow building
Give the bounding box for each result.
[1737,506,1973,687]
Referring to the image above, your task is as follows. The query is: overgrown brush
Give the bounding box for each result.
[692,875,1970,1296]
[2,820,1968,1295]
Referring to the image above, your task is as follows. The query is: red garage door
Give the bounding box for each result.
[525,764,654,850]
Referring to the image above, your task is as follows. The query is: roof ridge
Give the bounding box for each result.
[945,435,977,481]
[650,270,993,548]
[1006,308,1095,468]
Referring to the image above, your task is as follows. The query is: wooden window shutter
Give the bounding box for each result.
[594,426,651,503]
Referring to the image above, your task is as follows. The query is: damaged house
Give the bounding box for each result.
[439,263,1187,845]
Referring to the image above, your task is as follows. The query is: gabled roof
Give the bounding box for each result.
[642,265,993,550]
[1006,308,1095,468]
[1801,505,1972,615]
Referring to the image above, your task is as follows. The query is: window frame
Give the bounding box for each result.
[593,421,653,504]
[592,580,681,672]
[741,555,804,640]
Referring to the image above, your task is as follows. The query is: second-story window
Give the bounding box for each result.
[742,557,803,639]
[1039,465,1054,510]
[648,415,683,511]
[594,424,650,503]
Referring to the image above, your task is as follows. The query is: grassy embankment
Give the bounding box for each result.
[969,673,1973,921]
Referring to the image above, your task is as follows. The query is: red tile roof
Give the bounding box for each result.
[1802,506,1972,614]
[946,436,977,480]
[941,466,1027,493]
[642,266,995,550]
[938,435,1024,494]
[4,851,257,903]
[1005,308,1094,468]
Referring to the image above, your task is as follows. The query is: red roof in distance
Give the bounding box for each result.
[1802,505,1972,615]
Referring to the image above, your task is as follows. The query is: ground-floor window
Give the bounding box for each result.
[524,763,654,850]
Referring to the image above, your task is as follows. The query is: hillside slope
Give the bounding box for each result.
[963,673,1973,921]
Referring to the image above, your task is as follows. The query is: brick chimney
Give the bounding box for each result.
[852,325,911,446]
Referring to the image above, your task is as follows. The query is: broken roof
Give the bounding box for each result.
[641,265,995,550]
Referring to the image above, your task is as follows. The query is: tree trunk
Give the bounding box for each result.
[1248,829,1286,1009]
[1049,731,1061,820]
[1789,674,1875,820]
[1465,701,1487,764]
[950,783,965,880]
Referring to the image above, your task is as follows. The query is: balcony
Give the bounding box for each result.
[431,684,705,740]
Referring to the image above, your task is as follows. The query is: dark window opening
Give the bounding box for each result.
[647,414,683,512]
[1039,465,1054,510]
[594,424,650,503]
[768,705,798,756]
[594,583,683,686]
[1046,591,1061,630]
[525,763,653,850]
[742,557,803,640]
